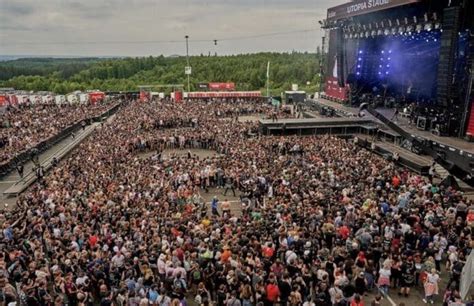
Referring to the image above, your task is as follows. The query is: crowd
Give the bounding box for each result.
[0,99,472,306]
[0,102,119,166]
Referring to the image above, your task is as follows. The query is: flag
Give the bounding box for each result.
[266,61,270,78]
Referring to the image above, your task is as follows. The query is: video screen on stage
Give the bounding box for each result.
[326,25,470,106]
[347,31,441,102]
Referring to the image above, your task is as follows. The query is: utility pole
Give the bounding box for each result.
[185,35,190,93]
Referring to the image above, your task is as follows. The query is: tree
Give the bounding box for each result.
[0,52,319,94]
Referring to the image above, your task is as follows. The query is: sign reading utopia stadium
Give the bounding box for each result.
[327,0,421,21]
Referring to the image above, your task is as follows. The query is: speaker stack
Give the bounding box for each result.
[436,6,462,107]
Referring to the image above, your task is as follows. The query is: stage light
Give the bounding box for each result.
[357,65,361,68]
[416,24,423,33]
[386,71,389,75]
[388,50,392,54]
[386,64,390,67]
[388,57,391,60]
[356,72,360,76]
[398,26,405,34]
[424,23,433,31]
[381,50,385,54]
[358,57,362,61]
[379,65,383,68]
[391,28,397,35]
[434,39,437,42]
[359,50,363,54]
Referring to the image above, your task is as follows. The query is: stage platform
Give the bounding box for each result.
[259,117,374,135]
[355,134,432,175]
[314,98,474,154]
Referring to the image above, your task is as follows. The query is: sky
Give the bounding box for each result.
[0,0,347,57]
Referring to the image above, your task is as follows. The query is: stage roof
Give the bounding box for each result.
[327,0,422,21]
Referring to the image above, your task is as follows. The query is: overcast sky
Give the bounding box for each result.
[0,0,346,57]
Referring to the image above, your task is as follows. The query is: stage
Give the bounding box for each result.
[258,116,435,176]
[322,0,474,141]
[313,98,474,154]
[259,117,374,136]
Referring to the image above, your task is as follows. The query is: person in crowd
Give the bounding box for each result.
[423,268,440,304]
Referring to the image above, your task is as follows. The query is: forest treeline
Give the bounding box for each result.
[0,52,321,95]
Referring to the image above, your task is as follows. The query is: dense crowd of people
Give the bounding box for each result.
[0,99,472,306]
[0,102,119,166]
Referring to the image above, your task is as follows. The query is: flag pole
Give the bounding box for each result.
[266,61,270,99]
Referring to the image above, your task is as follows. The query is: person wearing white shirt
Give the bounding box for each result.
[111,252,125,268]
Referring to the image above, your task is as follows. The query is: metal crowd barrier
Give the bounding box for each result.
[0,102,122,177]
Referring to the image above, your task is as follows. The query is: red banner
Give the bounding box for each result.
[0,95,6,106]
[188,91,261,99]
[466,98,474,136]
[325,76,349,100]
[208,82,235,91]
[139,91,150,102]
[89,92,105,104]
[174,91,183,102]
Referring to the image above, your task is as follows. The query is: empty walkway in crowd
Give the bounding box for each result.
[0,123,100,209]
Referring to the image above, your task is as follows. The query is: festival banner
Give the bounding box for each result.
[327,0,421,21]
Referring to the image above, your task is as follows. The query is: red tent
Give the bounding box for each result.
[139,91,150,102]
[89,92,105,104]
[0,95,7,107]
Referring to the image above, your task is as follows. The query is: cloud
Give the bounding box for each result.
[0,1,35,16]
[0,0,346,56]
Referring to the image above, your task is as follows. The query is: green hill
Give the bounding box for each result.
[0,52,321,95]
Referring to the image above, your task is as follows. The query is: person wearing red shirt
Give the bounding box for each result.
[266,279,280,303]
[392,175,401,189]
[221,246,232,263]
[262,243,275,258]
[338,224,350,240]
[89,235,98,248]
[350,294,364,306]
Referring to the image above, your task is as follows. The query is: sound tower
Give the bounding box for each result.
[461,38,474,137]
[336,27,345,87]
[437,6,461,107]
